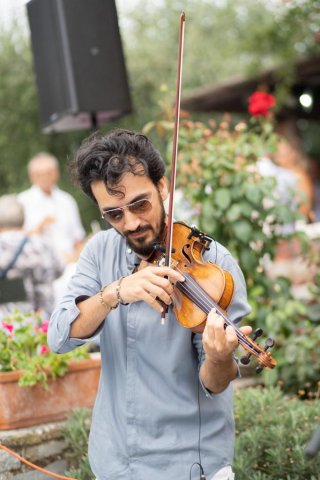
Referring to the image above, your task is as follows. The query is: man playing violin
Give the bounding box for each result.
[48,129,251,480]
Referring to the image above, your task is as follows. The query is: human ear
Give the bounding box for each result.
[157,177,169,201]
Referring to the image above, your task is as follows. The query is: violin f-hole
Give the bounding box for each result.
[181,243,192,266]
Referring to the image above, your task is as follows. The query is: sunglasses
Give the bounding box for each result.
[101,192,153,224]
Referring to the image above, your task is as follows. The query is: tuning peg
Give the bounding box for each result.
[252,328,263,341]
[256,339,275,373]
[240,328,264,365]
[264,338,275,351]
[240,353,251,365]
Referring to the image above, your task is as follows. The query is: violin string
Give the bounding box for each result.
[172,266,266,359]
[174,268,259,356]
[178,277,258,355]
[176,275,257,355]
[174,270,247,340]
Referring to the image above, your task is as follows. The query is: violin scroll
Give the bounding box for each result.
[240,328,276,372]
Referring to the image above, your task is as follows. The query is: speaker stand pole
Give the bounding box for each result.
[91,112,98,132]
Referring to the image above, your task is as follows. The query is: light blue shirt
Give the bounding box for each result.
[48,228,251,480]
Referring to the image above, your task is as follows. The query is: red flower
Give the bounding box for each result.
[248,91,276,117]
[40,344,50,354]
[2,322,14,335]
[40,321,49,334]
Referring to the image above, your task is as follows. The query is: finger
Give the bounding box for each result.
[207,309,225,343]
[159,278,175,296]
[146,284,172,306]
[164,282,174,296]
[140,290,164,313]
[153,267,185,283]
[239,326,252,336]
[207,308,219,324]
[144,276,175,299]
[225,325,238,347]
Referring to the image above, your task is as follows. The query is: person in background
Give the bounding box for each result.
[48,129,251,480]
[18,152,86,265]
[256,151,298,236]
[0,194,63,316]
[274,138,314,223]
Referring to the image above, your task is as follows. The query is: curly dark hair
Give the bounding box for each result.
[72,129,166,203]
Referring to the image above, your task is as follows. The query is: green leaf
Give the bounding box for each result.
[245,185,262,204]
[214,188,231,210]
[239,249,257,271]
[226,204,242,222]
[233,220,252,243]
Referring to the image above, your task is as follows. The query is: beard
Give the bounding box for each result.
[123,201,166,257]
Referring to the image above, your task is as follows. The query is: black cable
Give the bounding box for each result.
[197,347,203,469]
[189,344,206,480]
[190,462,206,480]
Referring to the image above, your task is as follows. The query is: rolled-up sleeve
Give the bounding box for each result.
[48,236,104,353]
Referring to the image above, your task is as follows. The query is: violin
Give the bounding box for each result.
[157,13,276,373]
[149,222,276,372]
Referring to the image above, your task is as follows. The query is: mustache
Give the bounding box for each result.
[124,225,152,236]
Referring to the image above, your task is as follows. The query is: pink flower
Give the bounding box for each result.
[40,321,49,334]
[248,91,276,117]
[40,345,50,354]
[2,322,14,335]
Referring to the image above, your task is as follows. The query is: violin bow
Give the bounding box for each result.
[162,11,186,324]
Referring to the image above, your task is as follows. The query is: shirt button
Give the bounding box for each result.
[127,248,132,254]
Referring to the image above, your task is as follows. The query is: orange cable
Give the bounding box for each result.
[0,444,76,479]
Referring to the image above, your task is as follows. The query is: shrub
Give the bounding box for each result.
[234,387,320,479]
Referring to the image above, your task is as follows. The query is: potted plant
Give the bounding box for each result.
[0,309,101,430]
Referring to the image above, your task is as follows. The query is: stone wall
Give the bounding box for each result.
[0,421,71,479]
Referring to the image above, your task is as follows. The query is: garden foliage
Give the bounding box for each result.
[234,387,320,479]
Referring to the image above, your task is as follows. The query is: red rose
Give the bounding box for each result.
[248,91,276,117]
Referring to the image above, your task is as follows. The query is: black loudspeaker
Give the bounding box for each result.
[27,0,131,133]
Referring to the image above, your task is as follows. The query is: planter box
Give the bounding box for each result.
[0,356,101,430]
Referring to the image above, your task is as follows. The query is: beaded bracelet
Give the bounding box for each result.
[99,284,118,310]
[115,276,129,305]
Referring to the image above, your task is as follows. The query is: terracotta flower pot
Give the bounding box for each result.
[0,356,101,430]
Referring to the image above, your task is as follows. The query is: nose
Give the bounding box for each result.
[122,208,141,231]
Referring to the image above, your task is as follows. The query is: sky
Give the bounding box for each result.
[0,0,27,24]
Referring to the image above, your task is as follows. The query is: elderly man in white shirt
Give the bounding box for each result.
[18,152,86,266]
